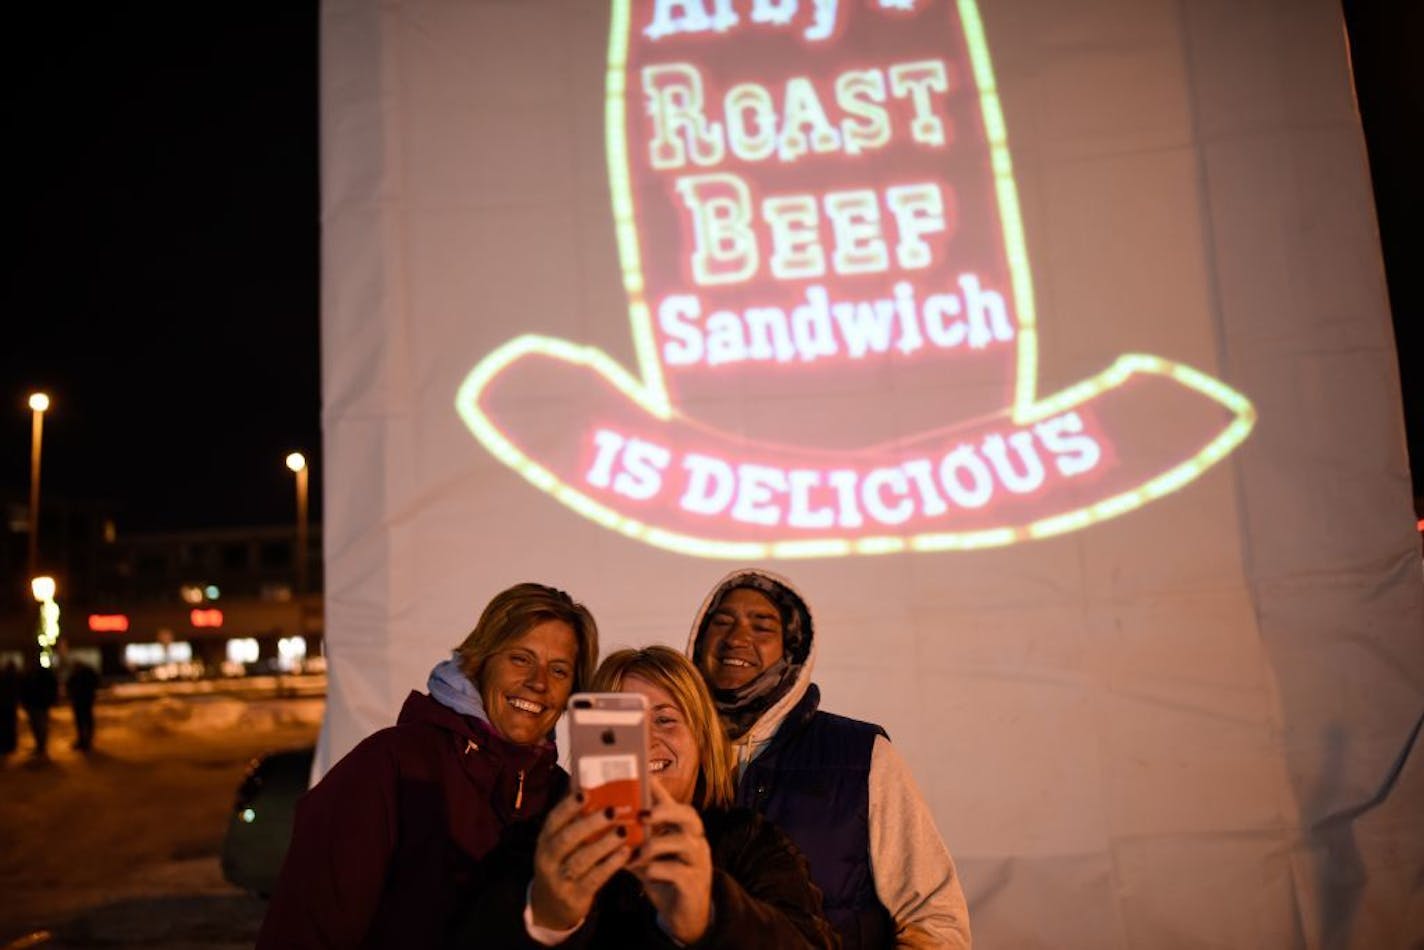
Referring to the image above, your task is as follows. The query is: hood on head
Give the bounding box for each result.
[687,568,815,667]
[686,568,817,741]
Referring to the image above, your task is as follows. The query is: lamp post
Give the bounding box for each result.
[26,392,49,582]
[286,452,309,595]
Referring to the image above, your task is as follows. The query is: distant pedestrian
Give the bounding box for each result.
[18,659,58,759]
[0,660,18,755]
[66,661,100,752]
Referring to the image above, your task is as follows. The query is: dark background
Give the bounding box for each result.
[0,6,319,533]
[0,2,1417,536]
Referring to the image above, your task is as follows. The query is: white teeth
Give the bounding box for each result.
[649,760,671,772]
[721,658,752,667]
[508,697,544,713]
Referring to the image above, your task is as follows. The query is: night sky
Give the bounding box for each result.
[1,6,319,533]
[0,2,1418,538]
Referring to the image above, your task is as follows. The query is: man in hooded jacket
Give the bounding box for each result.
[687,568,971,949]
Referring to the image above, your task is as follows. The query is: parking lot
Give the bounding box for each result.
[0,682,323,949]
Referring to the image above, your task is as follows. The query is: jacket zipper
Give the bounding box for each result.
[466,736,526,813]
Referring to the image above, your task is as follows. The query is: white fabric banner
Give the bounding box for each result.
[318,0,1424,945]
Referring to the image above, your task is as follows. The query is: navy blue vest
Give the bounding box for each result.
[735,684,894,949]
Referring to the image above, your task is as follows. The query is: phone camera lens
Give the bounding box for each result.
[601,729,616,745]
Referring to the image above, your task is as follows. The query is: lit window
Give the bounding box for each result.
[125,643,166,667]
[227,639,260,664]
[277,636,308,672]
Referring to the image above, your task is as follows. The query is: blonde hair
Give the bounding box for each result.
[455,583,599,695]
[590,646,735,809]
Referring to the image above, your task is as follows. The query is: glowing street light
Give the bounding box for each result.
[26,392,49,581]
[31,574,59,668]
[30,575,55,602]
[286,452,309,594]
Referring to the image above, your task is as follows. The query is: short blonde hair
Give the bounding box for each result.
[590,646,734,809]
[455,583,599,695]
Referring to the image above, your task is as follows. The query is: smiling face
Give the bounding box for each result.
[622,673,700,805]
[478,619,578,745]
[699,586,785,692]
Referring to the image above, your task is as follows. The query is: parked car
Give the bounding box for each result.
[220,745,315,897]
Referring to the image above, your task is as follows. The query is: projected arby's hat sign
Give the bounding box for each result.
[456,0,1256,559]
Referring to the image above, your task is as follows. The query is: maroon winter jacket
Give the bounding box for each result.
[257,691,566,948]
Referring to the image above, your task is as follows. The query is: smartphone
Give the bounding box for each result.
[567,692,650,850]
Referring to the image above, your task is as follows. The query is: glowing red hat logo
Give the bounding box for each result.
[456,0,1255,558]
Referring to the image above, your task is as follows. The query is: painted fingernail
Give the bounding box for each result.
[604,806,615,819]
[615,825,628,838]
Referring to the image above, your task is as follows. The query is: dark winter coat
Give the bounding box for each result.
[257,690,566,949]
[66,663,99,708]
[0,663,17,753]
[461,806,839,949]
[737,684,891,948]
[18,665,57,711]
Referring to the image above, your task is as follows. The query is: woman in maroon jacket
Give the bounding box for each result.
[257,582,599,949]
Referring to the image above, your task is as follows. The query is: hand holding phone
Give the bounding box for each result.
[568,692,651,850]
[528,790,632,931]
[625,778,714,945]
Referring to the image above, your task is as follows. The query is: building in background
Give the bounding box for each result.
[0,496,322,679]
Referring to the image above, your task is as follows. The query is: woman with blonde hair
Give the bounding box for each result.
[589,646,736,810]
[486,645,836,948]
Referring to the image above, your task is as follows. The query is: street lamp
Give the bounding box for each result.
[30,575,55,602]
[31,574,59,668]
[26,392,49,581]
[286,452,309,595]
